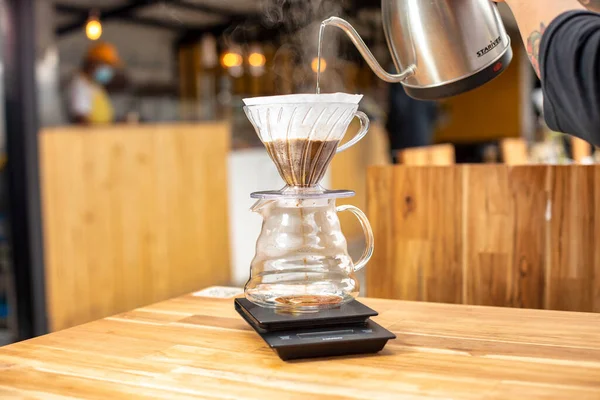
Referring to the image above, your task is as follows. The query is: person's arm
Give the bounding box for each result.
[497,1,586,77]
[496,0,600,145]
[579,0,600,12]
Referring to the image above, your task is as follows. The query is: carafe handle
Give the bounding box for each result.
[336,111,370,153]
[336,205,374,272]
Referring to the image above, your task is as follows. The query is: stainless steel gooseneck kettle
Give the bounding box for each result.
[323,0,512,100]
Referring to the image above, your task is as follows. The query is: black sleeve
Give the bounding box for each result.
[540,10,600,146]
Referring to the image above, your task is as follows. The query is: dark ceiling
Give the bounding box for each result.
[54,0,381,45]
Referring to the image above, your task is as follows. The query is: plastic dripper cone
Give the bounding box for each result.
[243,93,363,187]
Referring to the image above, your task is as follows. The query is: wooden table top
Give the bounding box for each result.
[1,292,600,399]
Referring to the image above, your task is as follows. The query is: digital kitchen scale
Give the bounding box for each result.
[234,298,396,361]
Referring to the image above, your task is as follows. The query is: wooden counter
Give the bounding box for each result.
[1,293,599,399]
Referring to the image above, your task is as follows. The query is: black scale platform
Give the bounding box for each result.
[234,298,396,361]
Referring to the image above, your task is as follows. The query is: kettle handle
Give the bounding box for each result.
[322,17,416,83]
[336,205,374,272]
[337,111,370,153]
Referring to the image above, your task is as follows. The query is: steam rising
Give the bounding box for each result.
[160,0,354,93]
[261,0,287,27]
[260,0,346,92]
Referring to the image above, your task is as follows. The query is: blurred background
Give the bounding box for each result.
[0,0,598,346]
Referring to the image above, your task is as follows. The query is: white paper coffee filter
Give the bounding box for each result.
[243,99,359,142]
[243,92,363,106]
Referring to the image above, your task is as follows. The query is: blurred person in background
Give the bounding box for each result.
[493,0,600,146]
[68,42,122,125]
[385,82,438,163]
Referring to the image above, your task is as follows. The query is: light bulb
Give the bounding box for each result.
[221,52,243,68]
[86,18,102,41]
[248,52,266,68]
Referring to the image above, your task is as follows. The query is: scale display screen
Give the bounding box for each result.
[297,329,355,340]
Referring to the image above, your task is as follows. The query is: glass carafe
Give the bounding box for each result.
[245,191,374,312]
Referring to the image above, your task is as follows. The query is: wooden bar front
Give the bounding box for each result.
[367,165,600,312]
[40,123,231,331]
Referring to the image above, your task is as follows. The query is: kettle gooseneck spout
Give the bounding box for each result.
[321,16,416,83]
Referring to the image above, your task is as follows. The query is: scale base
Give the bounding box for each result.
[234,298,396,361]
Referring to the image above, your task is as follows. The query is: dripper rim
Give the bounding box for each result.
[242,92,363,107]
[250,186,355,200]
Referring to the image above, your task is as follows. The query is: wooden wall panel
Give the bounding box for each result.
[464,165,515,307]
[367,165,598,312]
[367,166,463,303]
[595,167,600,312]
[422,167,463,304]
[506,166,549,310]
[40,123,231,331]
[366,167,395,298]
[463,166,548,308]
[548,166,599,312]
